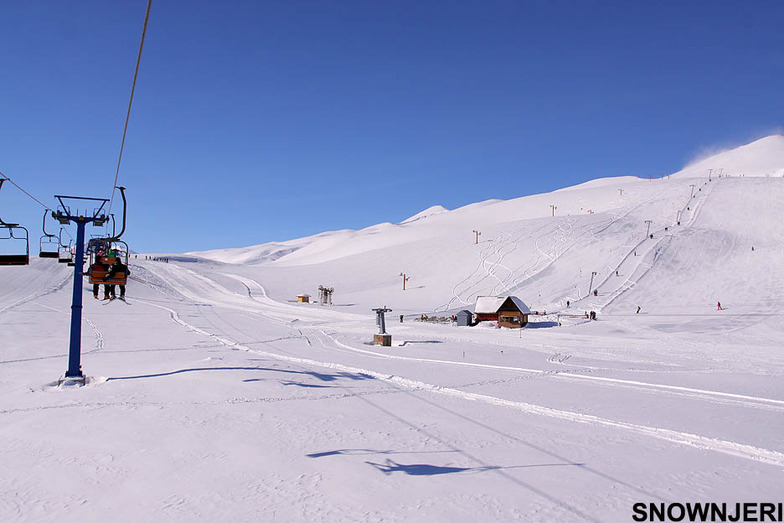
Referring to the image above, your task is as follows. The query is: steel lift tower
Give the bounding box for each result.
[54,195,110,384]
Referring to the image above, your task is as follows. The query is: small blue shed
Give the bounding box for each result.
[456,310,473,327]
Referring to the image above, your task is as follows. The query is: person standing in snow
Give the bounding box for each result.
[717,301,723,310]
[636,306,641,314]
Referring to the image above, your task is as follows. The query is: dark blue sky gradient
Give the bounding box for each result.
[1,1,782,252]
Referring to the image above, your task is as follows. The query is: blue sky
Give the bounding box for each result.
[1,0,782,253]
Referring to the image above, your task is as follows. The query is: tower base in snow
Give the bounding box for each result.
[373,334,392,346]
[57,375,86,388]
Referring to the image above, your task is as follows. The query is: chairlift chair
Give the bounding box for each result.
[85,187,130,285]
[0,224,30,266]
[39,210,60,258]
[39,236,60,258]
[56,229,74,263]
[0,178,30,266]
[58,245,74,264]
[87,239,129,286]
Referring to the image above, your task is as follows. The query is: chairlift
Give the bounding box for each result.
[54,229,73,263]
[86,187,130,285]
[67,243,77,266]
[40,237,60,258]
[58,241,74,264]
[0,178,30,266]
[39,211,60,258]
[0,223,30,266]
[87,239,129,285]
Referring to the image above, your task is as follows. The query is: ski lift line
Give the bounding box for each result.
[60,227,74,242]
[0,174,52,212]
[41,210,72,244]
[107,0,152,217]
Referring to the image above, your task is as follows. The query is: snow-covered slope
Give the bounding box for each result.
[400,204,450,224]
[2,136,783,522]
[674,135,784,179]
[191,136,784,321]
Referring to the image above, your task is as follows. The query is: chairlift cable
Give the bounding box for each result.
[107,0,152,219]
[0,172,53,212]
[0,174,77,246]
[60,226,74,242]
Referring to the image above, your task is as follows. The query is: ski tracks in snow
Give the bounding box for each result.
[84,318,105,353]
[144,289,784,469]
[574,177,720,312]
[438,216,580,312]
[0,273,71,316]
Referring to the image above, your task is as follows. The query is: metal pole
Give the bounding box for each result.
[588,271,597,296]
[65,219,87,378]
[645,220,653,237]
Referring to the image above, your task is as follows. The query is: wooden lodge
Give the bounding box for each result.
[474,296,531,328]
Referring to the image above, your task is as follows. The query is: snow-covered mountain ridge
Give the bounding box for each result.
[191,136,784,318]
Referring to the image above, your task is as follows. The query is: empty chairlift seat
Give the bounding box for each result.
[39,238,60,259]
[0,224,30,266]
[0,253,30,266]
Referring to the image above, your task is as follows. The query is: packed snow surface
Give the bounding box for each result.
[2,136,783,521]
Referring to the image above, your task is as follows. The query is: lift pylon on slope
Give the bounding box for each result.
[54,195,110,382]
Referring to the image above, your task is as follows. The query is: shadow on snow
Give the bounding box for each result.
[107,366,375,384]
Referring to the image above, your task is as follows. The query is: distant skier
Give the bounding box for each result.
[636,306,641,314]
[717,301,723,310]
[399,314,404,323]
[566,300,570,308]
